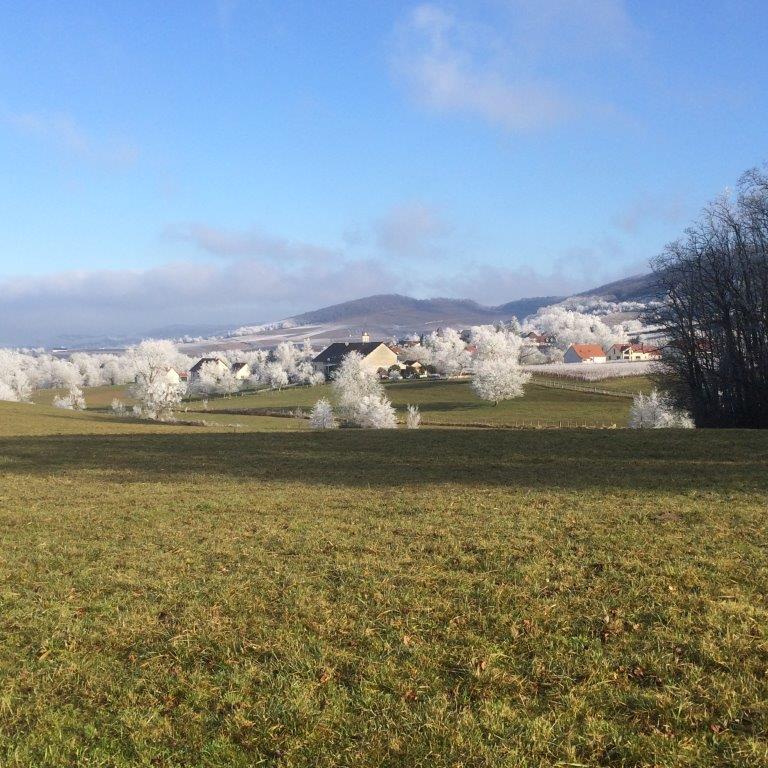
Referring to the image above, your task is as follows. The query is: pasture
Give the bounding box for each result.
[1,380,767,767]
[191,377,637,427]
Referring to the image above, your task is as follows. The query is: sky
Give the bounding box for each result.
[1,0,767,345]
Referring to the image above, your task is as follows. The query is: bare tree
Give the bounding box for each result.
[649,166,768,427]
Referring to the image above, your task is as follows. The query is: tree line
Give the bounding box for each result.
[651,166,768,428]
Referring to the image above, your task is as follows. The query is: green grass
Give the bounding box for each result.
[531,374,656,395]
[32,384,135,409]
[198,378,635,426]
[0,399,767,767]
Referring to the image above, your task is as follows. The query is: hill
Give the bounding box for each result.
[288,293,563,330]
[574,271,663,302]
[282,293,563,343]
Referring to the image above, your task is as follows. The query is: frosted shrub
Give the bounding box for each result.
[354,394,397,429]
[53,385,86,410]
[406,404,421,429]
[629,390,694,429]
[111,398,126,416]
[310,398,337,429]
[332,351,397,428]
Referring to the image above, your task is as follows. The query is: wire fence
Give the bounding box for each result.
[423,419,619,430]
[530,377,637,399]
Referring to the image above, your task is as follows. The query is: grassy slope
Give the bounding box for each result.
[0,402,766,767]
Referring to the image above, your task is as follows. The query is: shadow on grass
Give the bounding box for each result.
[0,429,766,492]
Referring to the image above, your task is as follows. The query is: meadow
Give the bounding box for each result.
[189,378,635,427]
[2,379,767,767]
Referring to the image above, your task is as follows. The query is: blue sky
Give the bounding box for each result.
[1,0,766,344]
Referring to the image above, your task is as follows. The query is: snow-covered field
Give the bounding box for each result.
[524,360,660,381]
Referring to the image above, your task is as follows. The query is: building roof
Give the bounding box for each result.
[312,341,388,365]
[568,343,606,360]
[610,343,661,354]
[231,362,250,372]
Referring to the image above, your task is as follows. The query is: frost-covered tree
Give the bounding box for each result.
[332,351,381,407]
[133,377,186,420]
[262,361,290,390]
[406,404,421,429]
[470,325,530,404]
[53,385,86,410]
[309,398,337,429]
[332,351,396,428]
[628,390,694,429]
[111,398,127,416]
[70,353,105,387]
[524,306,628,351]
[411,328,470,376]
[192,360,240,396]
[0,350,33,402]
[127,340,187,420]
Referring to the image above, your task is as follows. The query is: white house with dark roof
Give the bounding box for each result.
[312,338,398,379]
[189,357,229,381]
[230,362,252,380]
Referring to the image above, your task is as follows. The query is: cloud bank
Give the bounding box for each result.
[0,242,612,346]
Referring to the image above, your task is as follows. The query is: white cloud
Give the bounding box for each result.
[391,1,635,131]
[0,255,399,345]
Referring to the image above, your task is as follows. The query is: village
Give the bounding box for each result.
[177,329,662,391]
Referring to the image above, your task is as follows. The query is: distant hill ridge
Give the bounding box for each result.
[289,293,564,328]
[573,272,662,302]
[286,271,662,332]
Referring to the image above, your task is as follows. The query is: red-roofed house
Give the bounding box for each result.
[564,343,607,364]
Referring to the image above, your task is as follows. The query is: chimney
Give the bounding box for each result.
[361,331,370,343]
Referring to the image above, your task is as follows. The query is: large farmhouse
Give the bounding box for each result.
[564,343,606,364]
[312,340,398,379]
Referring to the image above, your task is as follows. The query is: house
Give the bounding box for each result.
[402,360,426,378]
[564,343,606,364]
[312,338,398,379]
[164,368,183,385]
[230,362,252,380]
[524,331,557,346]
[607,343,662,362]
[189,357,229,381]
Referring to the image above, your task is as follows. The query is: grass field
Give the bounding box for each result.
[530,374,656,396]
[192,377,637,427]
[2,383,767,767]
